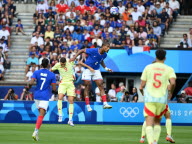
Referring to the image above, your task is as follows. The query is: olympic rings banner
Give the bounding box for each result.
[0,101,192,125]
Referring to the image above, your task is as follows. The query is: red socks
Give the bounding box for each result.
[35,115,44,129]
[85,97,90,105]
[101,95,107,102]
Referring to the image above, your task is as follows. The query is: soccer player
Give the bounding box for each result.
[29,58,57,141]
[140,110,175,143]
[71,42,112,111]
[51,57,76,126]
[139,49,176,144]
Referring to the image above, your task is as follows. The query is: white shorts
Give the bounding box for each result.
[82,69,103,81]
[35,100,49,111]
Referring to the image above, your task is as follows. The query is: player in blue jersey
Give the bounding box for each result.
[29,58,57,141]
[71,42,112,111]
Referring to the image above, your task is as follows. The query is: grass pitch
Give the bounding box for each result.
[0,123,191,144]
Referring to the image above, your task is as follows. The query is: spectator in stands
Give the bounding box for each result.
[25,53,39,74]
[155,2,163,14]
[116,82,124,93]
[25,66,36,82]
[56,0,69,14]
[20,86,33,101]
[169,0,180,21]
[116,85,126,102]
[153,21,161,45]
[45,26,54,39]
[184,81,192,96]
[160,0,166,8]
[131,7,142,22]
[30,32,44,50]
[4,88,18,100]
[0,25,10,47]
[108,83,117,102]
[136,16,146,27]
[36,0,48,14]
[121,91,130,102]
[187,28,192,44]
[137,0,145,14]
[131,87,138,102]
[15,19,26,35]
[126,15,134,26]
[179,34,192,48]
[177,90,187,103]
[36,13,45,26]
[138,27,147,41]
[50,53,58,67]
[118,1,125,15]
[165,2,173,22]
[158,8,169,34]
[0,38,8,53]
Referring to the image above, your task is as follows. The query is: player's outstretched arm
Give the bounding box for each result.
[51,62,59,72]
[78,61,95,73]
[70,49,86,62]
[101,60,113,72]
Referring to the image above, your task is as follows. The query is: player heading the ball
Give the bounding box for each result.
[71,42,113,111]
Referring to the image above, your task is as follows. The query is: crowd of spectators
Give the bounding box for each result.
[25,0,181,79]
[0,0,16,80]
[95,82,138,102]
[23,0,181,100]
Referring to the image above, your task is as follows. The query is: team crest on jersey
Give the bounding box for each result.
[40,73,48,77]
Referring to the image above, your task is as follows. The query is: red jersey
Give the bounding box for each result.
[56,4,69,13]
[184,87,192,96]
[89,6,97,14]
[75,5,89,14]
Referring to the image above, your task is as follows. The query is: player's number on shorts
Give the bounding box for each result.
[40,78,46,90]
[153,73,162,88]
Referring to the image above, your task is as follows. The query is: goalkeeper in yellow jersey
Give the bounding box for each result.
[51,57,75,126]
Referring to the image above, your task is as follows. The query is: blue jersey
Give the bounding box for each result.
[32,69,56,101]
[85,48,107,70]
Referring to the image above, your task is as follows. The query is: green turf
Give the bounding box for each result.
[0,123,191,144]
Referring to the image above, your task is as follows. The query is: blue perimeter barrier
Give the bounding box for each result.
[0,101,192,125]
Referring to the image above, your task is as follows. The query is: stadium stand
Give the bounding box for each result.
[0,0,192,86]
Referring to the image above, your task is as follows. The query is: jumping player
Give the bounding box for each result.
[139,49,176,144]
[30,58,57,141]
[51,57,76,126]
[71,42,112,111]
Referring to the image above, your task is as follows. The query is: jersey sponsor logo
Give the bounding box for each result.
[40,73,47,77]
[120,107,139,118]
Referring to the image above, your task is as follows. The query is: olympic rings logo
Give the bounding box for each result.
[120,107,139,118]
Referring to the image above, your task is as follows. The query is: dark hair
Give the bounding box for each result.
[125,91,130,95]
[155,49,166,60]
[9,88,14,93]
[102,41,110,47]
[183,34,187,37]
[41,58,49,68]
[60,57,66,63]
